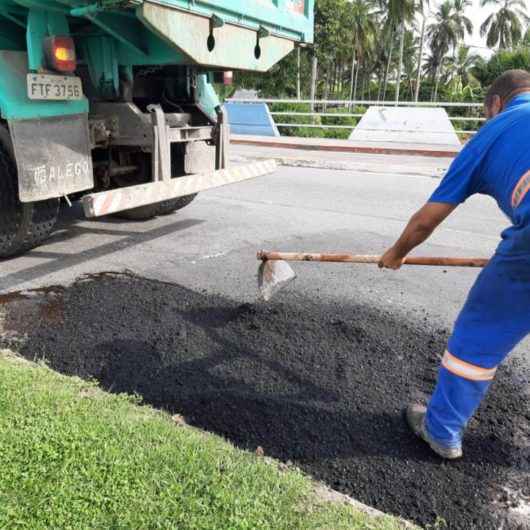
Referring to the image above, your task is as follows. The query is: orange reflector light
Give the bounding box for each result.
[44,36,77,73]
[55,47,75,62]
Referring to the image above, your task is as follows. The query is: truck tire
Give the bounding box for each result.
[115,147,198,221]
[156,194,198,216]
[0,128,59,258]
[115,194,197,221]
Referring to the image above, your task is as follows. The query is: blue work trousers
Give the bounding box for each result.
[425,252,530,448]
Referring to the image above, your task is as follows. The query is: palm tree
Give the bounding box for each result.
[423,51,441,80]
[296,47,301,100]
[310,52,318,111]
[348,0,378,104]
[427,0,473,100]
[380,0,417,103]
[379,19,398,101]
[402,29,419,99]
[312,0,350,109]
[444,46,480,88]
[428,0,473,54]
[414,12,427,102]
[480,0,529,50]
[413,0,437,103]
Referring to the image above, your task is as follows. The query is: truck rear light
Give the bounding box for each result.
[44,36,77,73]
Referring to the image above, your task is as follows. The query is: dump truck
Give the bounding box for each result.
[0,0,314,257]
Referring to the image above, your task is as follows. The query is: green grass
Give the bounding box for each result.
[0,352,410,530]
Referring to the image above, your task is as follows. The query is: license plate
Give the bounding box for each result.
[27,74,83,101]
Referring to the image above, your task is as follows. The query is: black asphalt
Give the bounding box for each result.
[2,273,528,529]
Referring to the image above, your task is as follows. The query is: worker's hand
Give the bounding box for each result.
[378,247,405,270]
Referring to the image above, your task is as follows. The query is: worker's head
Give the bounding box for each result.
[484,69,530,119]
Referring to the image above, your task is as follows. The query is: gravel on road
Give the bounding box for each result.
[1,273,528,529]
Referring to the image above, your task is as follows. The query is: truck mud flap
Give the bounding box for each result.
[9,114,94,202]
[82,159,276,218]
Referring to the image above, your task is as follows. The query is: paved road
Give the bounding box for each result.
[3,145,527,382]
[2,147,527,361]
[1,148,528,527]
[0,150,502,298]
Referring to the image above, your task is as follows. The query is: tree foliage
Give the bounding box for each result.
[480,0,529,50]
[473,47,530,86]
[233,0,529,103]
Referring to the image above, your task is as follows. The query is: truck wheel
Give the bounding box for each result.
[156,194,198,216]
[0,128,59,258]
[115,194,197,221]
[115,203,163,221]
[115,148,198,221]
[116,195,197,220]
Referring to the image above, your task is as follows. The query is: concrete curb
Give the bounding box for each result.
[231,136,459,159]
[312,483,419,528]
[230,155,447,179]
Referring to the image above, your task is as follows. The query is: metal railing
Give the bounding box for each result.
[230,98,483,108]
[227,98,485,136]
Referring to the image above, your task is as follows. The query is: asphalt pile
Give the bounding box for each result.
[1,273,528,529]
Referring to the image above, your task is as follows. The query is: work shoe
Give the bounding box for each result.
[405,404,463,460]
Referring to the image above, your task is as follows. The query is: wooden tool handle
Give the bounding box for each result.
[402,256,488,267]
[257,251,488,268]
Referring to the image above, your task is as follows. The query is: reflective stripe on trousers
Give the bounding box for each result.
[426,354,495,449]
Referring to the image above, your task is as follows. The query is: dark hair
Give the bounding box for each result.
[485,69,530,106]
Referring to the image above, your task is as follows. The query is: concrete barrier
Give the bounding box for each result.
[225,102,280,137]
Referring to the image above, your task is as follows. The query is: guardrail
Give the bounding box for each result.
[227,98,485,136]
[230,98,483,107]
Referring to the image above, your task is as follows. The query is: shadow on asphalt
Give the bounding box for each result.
[1,273,528,529]
[0,203,204,291]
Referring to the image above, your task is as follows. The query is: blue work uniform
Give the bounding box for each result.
[425,93,530,449]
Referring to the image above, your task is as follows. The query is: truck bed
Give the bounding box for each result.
[158,0,314,43]
[0,0,313,72]
[137,0,314,71]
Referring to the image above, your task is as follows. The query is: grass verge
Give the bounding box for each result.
[0,352,411,529]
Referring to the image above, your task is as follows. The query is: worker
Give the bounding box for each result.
[379,69,530,460]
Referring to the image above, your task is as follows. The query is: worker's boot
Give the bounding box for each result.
[405,404,463,460]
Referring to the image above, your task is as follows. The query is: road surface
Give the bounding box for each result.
[1,148,528,528]
[0,148,502,305]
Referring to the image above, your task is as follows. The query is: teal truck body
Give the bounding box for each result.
[0,0,314,256]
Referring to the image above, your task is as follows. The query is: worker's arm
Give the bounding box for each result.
[379,202,457,269]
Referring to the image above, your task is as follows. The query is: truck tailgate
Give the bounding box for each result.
[137,0,314,71]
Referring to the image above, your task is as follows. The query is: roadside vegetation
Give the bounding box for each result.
[269,102,362,139]
[237,0,530,103]
[0,352,411,530]
[230,0,530,139]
